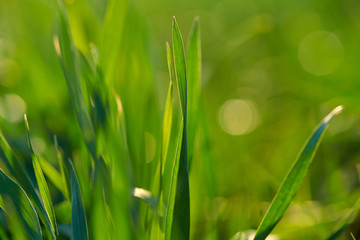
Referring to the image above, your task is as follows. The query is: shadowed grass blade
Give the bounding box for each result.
[0,168,42,240]
[69,160,89,240]
[24,115,58,239]
[186,17,201,171]
[254,106,343,240]
[54,136,71,200]
[170,17,190,240]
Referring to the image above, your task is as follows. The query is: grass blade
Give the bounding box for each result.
[169,16,190,240]
[69,160,89,240]
[0,131,53,239]
[38,156,67,199]
[24,115,58,239]
[165,121,184,240]
[186,17,201,170]
[54,136,71,200]
[100,0,128,85]
[0,168,42,240]
[54,0,96,162]
[253,106,343,240]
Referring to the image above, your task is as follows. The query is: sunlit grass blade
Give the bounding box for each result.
[38,156,67,199]
[186,17,201,171]
[170,17,190,240]
[24,115,58,239]
[172,17,187,116]
[69,160,89,240]
[0,131,53,239]
[253,106,343,240]
[162,42,174,166]
[100,0,128,85]
[0,168,42,240]
[161,42,175,210]
[54,0,96,162]
[327,198,360,240]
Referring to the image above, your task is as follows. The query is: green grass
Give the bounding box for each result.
[0,1,360,239]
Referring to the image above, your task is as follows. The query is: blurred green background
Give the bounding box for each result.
[1,0,360,239]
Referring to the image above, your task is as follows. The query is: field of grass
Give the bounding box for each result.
[1,0,360,239]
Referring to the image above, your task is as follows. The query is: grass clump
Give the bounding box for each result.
[0,1,358,240]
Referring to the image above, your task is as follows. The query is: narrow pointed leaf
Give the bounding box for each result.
[69,160,89,240]
[171,17,190,240]
[0,168,42,240]
[170,17,190,240]
[25,115,58,239]
[186,17,201,170]
[254,106,343,240]
[172,17,187,115]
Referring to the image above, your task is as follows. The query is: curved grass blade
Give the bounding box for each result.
[254,106,343,240]
[0,168,42,240]
[186,17,201,171]
[69,160,89,240]
[24,115,58,239]
[0,132,53,239]
[170,17,190,240]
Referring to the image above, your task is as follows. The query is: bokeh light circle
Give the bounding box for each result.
[298,31,344,76]
[218,99,259,136]
[0,94,26,122]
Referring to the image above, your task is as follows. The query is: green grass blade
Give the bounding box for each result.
[54,0,96,162]
[100,0,128,85]
[0,131,53,239]
[165,121,184,240]
[69,160,89,240]
[162,42,174,163]
[254,106,343,240]
[24,115,58,239]
[0,168,42,240]
[172,17,187,116]
[54,136,71,200]
[38,156,67,199]
[186,17,201,170]
[170,17,190,240]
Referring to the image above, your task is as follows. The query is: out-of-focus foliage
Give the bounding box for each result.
[0,0,360,239]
